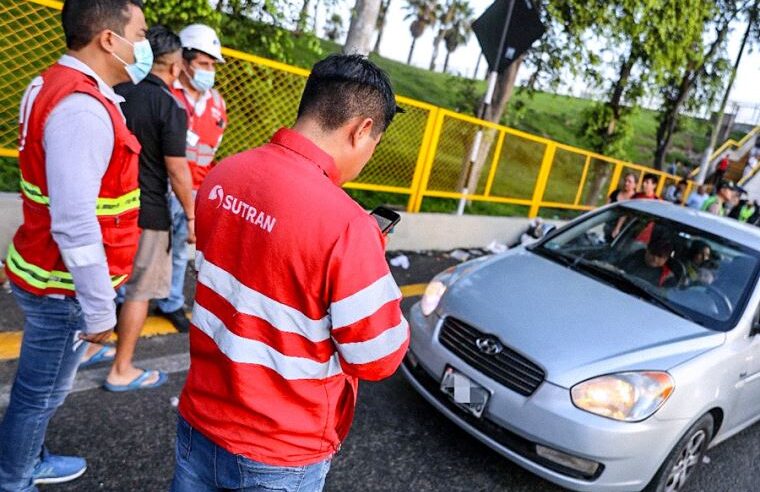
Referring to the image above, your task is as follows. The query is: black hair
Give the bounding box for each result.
[297,54,398,136]
[62,0,143,51]
[688,240,710,259]
[642,173,658,184]
[148,25,181,65]
[182,49,202,63]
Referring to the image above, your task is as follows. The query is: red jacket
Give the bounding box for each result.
[171,85,227,189]
[179,128,409,466]
[5,63,141,296]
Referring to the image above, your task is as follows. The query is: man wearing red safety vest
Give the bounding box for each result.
[170,55,408,492]
[0,1,149,489]
[155,24,227,331]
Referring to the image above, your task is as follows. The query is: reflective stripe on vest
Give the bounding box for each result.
[6,243,127,291]
[20,179,140,216]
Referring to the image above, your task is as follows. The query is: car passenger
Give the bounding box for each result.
[683,240,713,286]
[619,236,676,287]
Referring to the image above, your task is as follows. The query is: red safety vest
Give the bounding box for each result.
[5,63,141,296]
[178,128,408,467]
[172,85,227,190]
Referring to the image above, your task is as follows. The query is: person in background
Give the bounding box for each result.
[667,159,679,176]
[103,25,196,391]
[728,192,756,223]
[663,179,687,204]
[155,24,228,332]
[0,0,148,488]
[607,172,637,203]
[743,154,758,180]
[633,173,660,199]
[686,185,709,210]
[170,54,408,492]
[701,180,738,216]
[711,155,730,185]
[683,240,713,285]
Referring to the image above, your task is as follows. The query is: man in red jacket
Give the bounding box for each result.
[171,54,408,492]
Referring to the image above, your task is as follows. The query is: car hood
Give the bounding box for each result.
[438,249,726,388]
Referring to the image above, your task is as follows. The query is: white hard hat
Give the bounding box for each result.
[179,24,225,63]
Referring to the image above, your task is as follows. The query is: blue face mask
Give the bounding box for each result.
[112,33,153,84]
[190,68,215,92]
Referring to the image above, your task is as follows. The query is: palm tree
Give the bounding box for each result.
[429,1,454,71]
[404,0,438,65]
[325,13,345,41]
[441,2,472,73]
[373,0,394,54]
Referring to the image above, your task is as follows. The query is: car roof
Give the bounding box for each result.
[619,199,760,252]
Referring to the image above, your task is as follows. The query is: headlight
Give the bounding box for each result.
[420,267,458,316]
[571,371,674,422]
[420,280,447,316]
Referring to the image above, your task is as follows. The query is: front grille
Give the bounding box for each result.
[439,317,545,396]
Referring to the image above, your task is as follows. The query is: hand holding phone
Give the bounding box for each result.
[370,206,401,236]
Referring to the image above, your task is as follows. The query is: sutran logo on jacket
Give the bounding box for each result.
[207,185,277,233]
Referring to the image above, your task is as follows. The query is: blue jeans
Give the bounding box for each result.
[156,194,188,313]
[171,416,331,492]
[0,283,87,492]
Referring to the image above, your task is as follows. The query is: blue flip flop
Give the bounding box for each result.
[79,345,115,368]
[103,369,168,392]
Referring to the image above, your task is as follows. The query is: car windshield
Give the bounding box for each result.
[531,206,760,331]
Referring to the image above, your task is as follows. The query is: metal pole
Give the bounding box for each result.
[457,0,516,215]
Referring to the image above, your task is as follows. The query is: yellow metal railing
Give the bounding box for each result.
[0,0,727,219]
[688,126,760,180]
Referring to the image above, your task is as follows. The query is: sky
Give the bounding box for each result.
[312,0,760,124]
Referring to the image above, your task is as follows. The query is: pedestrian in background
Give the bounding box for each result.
[663,179,687,204]
[633,173,660,200]
[686,185,709,210]
[170,54,409,492]
[711,155,730,185]
[607,172,637,203]
[702,181,739,216]
[0,0,148,488]
[101,25,196,391]
[154,24,227,332]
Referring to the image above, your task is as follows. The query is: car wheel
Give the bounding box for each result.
[643,413,714,492]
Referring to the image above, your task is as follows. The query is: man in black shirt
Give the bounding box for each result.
[104,25,195,391]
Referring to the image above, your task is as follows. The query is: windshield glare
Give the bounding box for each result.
[535,207,760,331]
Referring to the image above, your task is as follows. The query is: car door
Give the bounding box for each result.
[728,307,760,428]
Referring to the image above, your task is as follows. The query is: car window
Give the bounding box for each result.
[533,207,760,331]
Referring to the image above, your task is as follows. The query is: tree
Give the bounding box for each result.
[548,0,709,203]
[325,13,346,41]
[653,0,740,170]
[344,0,382,55]
[441,3,472,73]
[296,0,312,34]
[373,0,394,53]
[404,0,438,65]
[143,0,221,31]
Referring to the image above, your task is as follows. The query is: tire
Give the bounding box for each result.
[643,413,714,492]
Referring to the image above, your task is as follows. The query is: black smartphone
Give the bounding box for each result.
[370,206,401,235]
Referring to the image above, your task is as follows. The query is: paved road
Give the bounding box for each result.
[1,252,759,491]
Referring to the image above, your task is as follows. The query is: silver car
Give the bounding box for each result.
[403,200,760,492]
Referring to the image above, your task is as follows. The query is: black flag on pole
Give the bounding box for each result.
[472,0,545,73]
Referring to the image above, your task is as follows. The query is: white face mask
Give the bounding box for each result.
[187,66,215,92]
[111,32,154,84]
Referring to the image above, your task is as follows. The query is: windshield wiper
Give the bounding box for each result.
[573,259,696,323]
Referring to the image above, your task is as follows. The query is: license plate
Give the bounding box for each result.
[440,366,491,418]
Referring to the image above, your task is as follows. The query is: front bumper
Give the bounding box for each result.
[403,303,689,492]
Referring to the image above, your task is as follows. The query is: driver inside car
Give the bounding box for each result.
[618,236,678,287]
